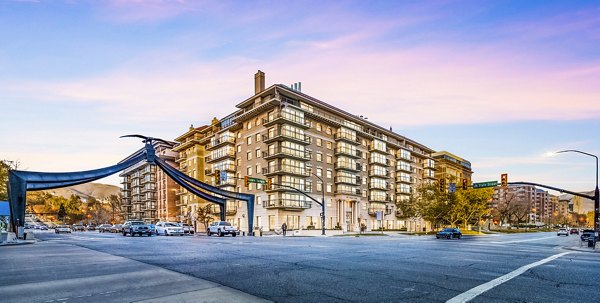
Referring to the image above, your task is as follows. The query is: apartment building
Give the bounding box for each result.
[120,141,177,223]
[175,71,438,233]
[432,151,473,189]
[493,185,555,225]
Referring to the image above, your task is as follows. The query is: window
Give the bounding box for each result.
[316,182,323,192]
[316,123,322,132]
[326,142,332,149]
[326,170,332,179]
[326,184,332,193]
[316,138,322,147]
[326,155,332,164]
[247,151,252,160]
[316,153,322,162]
[237,145,241,152]
[326,127,332,135]
[256,133,261,142]
[247,167,252,176]
[247,121,252,129]
[316,168,322,177]
[256,148,261,158]
[247,137,252,145]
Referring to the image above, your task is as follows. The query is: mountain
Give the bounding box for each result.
[44,183,120,201]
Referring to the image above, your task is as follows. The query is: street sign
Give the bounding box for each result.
[247,177,266,184]
[449,183,456,193]
[472,181,498,189]
[220,171,227,181]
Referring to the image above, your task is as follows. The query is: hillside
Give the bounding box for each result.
[44,183,120,201]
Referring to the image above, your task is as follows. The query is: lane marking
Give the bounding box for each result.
[446,251,571,303]
[489,235,557,244]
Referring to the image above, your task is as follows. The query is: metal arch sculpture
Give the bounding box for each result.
[8,135,255,235]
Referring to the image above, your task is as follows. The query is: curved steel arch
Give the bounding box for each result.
[8,136,255,235]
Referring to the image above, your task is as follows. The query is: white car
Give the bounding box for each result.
[155,222,184,236]
[557,228,568,236]
[55,225,72,234]
[207,221,239,237]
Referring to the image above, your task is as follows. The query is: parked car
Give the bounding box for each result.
[55,225,72,234]
[179,223,194,234]
[580,229,599,242]
[155,222,184,236]
[98,224,113,233]
[122,221,152,237]
[436,228,462,239]
[148,224,156,234]
[569,228,579,235]
[39,225,48,230]
[72,223,85,231]
[86,224,96,231]
[207,221,239,237]
[110,224,123,233]
[557,228,569,236]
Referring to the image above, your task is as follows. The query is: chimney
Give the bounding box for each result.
[254,70,265,94]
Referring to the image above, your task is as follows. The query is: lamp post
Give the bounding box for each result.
[309,171,326,236]
[556,150,599,245]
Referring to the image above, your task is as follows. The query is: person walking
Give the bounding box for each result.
[281,222,287,236]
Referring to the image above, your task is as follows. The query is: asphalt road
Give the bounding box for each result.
[2,231,599,303]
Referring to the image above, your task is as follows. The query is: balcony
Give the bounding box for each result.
[369,195,393,203]
[205,164,236,176]
[206,136,236,150]
[396,153,413,162]
[262,112,310,129]
[218,179,237,186]
[175,156,187,163]
[334,188,362,196]
[368,170,391,178]
[369,158,391,167]
[368,183,392,191]
[334,132,360,145]
[369,145,389,154]
[368,206,393,216]
[334,176,361,185]
[141,186,156,193]
[334,147,361,159]
[396,175,413,184]
[262,147,311,161]
[266,183,306,192]
[334,162,361,172]
[397,165,413,173]
[140,177,156,184]
[262,199,311,211]
[210,204,238,216]
[262,129,310,145]
[205,150,235,163]
[262,165,309,176]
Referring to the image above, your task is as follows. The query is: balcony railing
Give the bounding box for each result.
[368,207,393,216]
[262,147,311,160]
[334,188,362,196]
[369,195,393,203]
[368,183,392,190]
[396,175,413,183]
[368,170,391,178]
[206,164,237,175]
[263,199,311,210]
[334,162,361,172]
[334,132,360,144]
[334,147,362,158]
[334,176,361,185]
[262,129,310,144]
[369,158,391,167]
[262,112,310,128]
[205,150,235,163]
[262,165,309,176]
[210,205,238,215]
[206,136,235,150]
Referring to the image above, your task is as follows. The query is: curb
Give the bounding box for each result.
[0,240,36,247]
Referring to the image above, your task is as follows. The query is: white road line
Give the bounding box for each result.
[446,251,571,303]
[489,235,557,244]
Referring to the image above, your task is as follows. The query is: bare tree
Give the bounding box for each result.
[196,204,214,232]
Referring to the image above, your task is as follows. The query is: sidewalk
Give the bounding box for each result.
[0,241,272,303]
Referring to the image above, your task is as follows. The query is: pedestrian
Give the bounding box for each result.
[282,222,287,236]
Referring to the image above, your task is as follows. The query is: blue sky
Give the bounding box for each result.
[1,0,599,193]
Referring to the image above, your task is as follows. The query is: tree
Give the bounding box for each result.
[0,160,19,201]
[57,204,67,223]
[196,204,214,231]
[412,184,453,228]
[454,188,493,229]
[106,194,123,223]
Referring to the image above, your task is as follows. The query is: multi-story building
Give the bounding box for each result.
[120,141,177,223]
[493,185,554,225]
[175,71,438,233]
[432,151,472,189]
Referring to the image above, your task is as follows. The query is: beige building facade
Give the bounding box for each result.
[175,71,438,233]
[432,151,473,190]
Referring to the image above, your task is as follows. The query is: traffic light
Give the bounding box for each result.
[501,173,508,187]
[266,178,272,190]
[214,170,221,185]
[439,178,446,192]
[462,178,468,190]
[244,176,249,188]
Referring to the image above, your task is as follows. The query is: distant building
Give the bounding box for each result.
[432,151,472,190]
[119,141,177,223]
[493,185,555,225]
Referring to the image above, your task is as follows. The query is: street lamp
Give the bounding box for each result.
[555,149,599,245]
[308,170,326,236]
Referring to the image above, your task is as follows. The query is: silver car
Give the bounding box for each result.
[155,222,184,236]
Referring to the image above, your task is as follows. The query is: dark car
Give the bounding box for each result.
[122,220,152,237]
[569,228,579,235]
[86,224,96,231]
[72,224,85,231]
[98,224,113,233]
[436,228,462,239]
[580,229,599,242]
